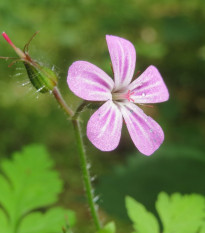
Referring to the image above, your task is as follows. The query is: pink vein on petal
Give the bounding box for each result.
[67,61,114,101]
[120,102,164,155]
[128,65,169,103]
[87,100,123,151]
[106,35,136,90]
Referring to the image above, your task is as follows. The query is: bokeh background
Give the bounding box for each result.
[0,0,205,232]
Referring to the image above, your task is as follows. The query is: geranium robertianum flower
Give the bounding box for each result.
[67,35,169,155]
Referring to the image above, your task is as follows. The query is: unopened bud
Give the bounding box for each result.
[23,62,58,93]
[2,32,58,93]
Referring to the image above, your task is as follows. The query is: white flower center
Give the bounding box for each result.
[112,90,135,102]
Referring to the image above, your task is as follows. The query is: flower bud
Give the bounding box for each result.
[2,32,58,93]
[23,62,58,93]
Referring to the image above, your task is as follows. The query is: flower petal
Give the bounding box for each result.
[67,61,114,101]
[106,35,136,90]
[120,102,164,156]
[87,100,123,151]
[128,65,169,103]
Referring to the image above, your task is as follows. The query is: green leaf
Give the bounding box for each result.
[156,192,204,233]
[96,221,116,233]
[19,207,76,233]
[0,209,9,233]
[125,196,159,233]
[200,222,205,233]
[0,144,76,233]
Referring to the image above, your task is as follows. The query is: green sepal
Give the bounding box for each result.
[24,61,58,93]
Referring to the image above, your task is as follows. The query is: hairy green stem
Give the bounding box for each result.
[72,118,101,230]
[52,88,101,230]
[52,87,74,117]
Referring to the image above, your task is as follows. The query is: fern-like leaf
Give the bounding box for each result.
[125,196,159,233]
[0,144,76,233]
[156,192,204,233]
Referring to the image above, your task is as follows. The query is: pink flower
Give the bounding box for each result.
[67,35,169,155]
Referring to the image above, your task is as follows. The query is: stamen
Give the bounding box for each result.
[125,90,135,102]
[112,90,135,102]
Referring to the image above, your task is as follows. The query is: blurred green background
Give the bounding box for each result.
[0,0,205,232]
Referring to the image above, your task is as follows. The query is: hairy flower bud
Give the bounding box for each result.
[1,32,58,93]
[23,62,58,93]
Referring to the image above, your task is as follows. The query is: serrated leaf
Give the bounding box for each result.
[126,196,159,233]
[96,221,116,233]
[19,207,76,233]
[0,144,76,233]
[156,192,204,233]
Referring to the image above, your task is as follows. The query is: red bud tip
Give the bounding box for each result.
[2,32,26,59]
[2,32,15,48]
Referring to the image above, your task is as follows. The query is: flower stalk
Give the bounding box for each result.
[72,118,101,230]
[52,88,101,230]
[52,87,74,117]
[51,89,102,230]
